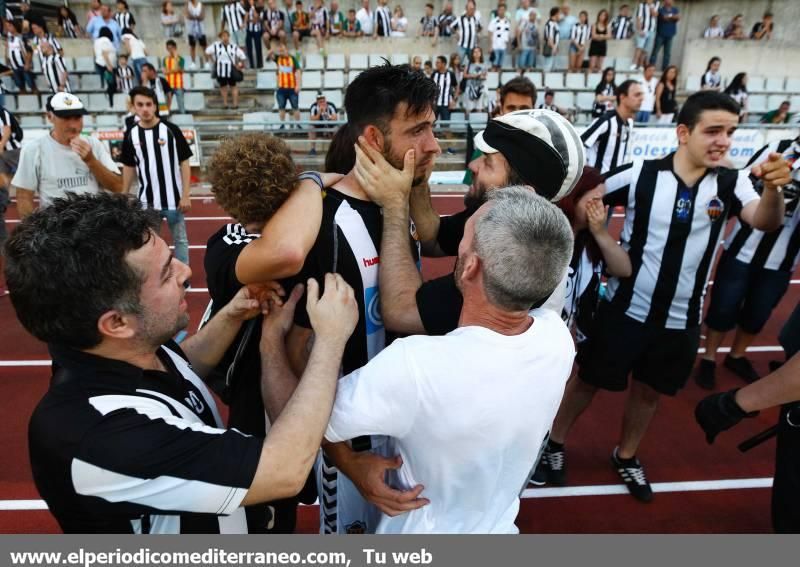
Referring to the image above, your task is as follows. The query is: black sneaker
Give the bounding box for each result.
[694,358,717,390]
[611,447,653,502]
[530,443,567,487]
[724,355,760,384]
[529,459,548,486]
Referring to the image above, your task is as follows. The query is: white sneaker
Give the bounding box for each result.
[629,63,639,71]
[188,61,197,70]
[203,61,211,70]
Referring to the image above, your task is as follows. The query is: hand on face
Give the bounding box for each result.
[353,135,415,208]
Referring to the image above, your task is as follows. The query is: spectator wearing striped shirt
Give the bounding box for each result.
[309,92,337,155]
[437,1,455,38]
[592,67,616,118]
[121,86,193,268]
[266,42,301,127]
[57,6,83,39]
[164,40,186,114]
[244,0,265,69]
[568,10,589,72]
[0,105,22,289]
[309,0,329,53]
[450,0,481,61]
[29,21,63,66]
[632,0,658,71]
[541,91,790,503]
[4,19,36,94]
[263,0,287,47]
[697,136,800,390]
[40,41,70,94]
[431,55,457,122]
[115,54,135,95]
[703,14,724,39]
[373,0,391,38]
[206,31,247,108]
[541,6,560,72]
[114,0,136,32]
[611,4,633,40]
[582,79,642,174]
[222,0,248,46]
[419,3,438,44]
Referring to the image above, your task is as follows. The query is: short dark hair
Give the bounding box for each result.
[166,39,177,48]
[425,2,433,8]
[141,62,156,73]
[129,85,158,105]
[344,63,437,134]
[499,76,536,106]
[436,55,447,65]
[616,79,639,104]
[549,6,559,17]
[677,91,741,130]
[98,26,114,41]
[5,193,160,349]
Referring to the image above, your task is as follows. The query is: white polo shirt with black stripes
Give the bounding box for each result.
[636,1,660,33]
[0,108,22,151]
[222,1,247,32]
[451,14,481,50]
[602,154,760,329]
[121,120,193,210]
[611,15,632,39]
[581,110,633,174]
[432,70,457,107]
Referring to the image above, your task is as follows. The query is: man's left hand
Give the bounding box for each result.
[70,138,94,163]
[224,282,286,322]
[752,152,792,192]
[179,196,192,213]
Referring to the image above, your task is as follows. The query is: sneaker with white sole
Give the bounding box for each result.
[611,447,653,502]
[529,443,567,486]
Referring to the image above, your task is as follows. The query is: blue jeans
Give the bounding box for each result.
[650,34,673,70]
[541,55,555,71]
[518,49,535,69]
[173,88,185,113]
[161,208,189,266]
[458,46,472,62]
[246,30,263,68]
[12,67,35,91]
[492,49,505,67]
[635,110,651,123]
[132,57,148,84]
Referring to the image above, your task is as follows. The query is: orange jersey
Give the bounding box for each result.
[163,55,185,89]
[276,54,299,89]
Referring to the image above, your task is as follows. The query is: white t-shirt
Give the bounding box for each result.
[12,134,120,207]
[123,34,147,59]
[325,308,575,534]
[639,76,659,113]
[355,7,374,35]
[489,16,511,50]
[93,36,117,67]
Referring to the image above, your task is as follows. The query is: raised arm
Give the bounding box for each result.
[741,153,789,231]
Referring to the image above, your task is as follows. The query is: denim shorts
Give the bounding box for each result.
[276,88,299,110]
[635,30,654,51]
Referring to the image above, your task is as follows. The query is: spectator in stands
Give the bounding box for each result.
[207,31,247,109]
[291,0,311,50]
[355,0,373,36]
[419,3,438,43]
[30,21,64,66]
[164,40,186,114]
[86,0,102,25]
[122,29,148,85]
[558,3,577,41]
[343,8,362,37]
[654,64,677,123]
[263,0,288,47]
[329,1,344,36]
[515,0,538,27]
[611,4,633,41]
[431,55,457,122]
[541,7,560,72]
[437,1,455,38]
[761,101,793,125]
[463,46,487,120]
[703,14,724,39]
[700,56,721,91]
[221,0,248,46]
[87,3,123,48]
[588,9,610,73]
[140,63,173,117]
[0,104,22,294]
[411,55,422,71]
[0,64,12,108]
[5,20,36,94]
[488,3,511,72]
[115,54,135,96]
[537,89,565,116]
[161,1,182,39]
[374,0,391,37]
[309,92,338,155]
[58,5,83,39]
[724,14,745,40]
[631,0,658,71]
[20,0,45,36]
[40,42,70,94]
[451,0,482,61]
[650,0,679,70]
[390,5,408,37]
[281,0,295,37]
[516,8,538,73]
[93,26,117,105]
[593,67,615,118]
[115,1,136,32]
[185,0,209,69]
[568,10,589,72]
[423,59,433,78]
[449,52,464,104]
[583,79,641,174]
[309,0,328,53]
[636,63,658,123]
[751,12,773,41]
[13,93,122,219]
[266,42,301,127]
[244,0,265,69]
[724,73,748,123]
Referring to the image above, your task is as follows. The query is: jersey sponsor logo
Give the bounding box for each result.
[674,187,692,223]
[364,285,383,334]
[185,390,206,415]
[345,520,366,534]
[706,196,724,221]
[362,256,379,268]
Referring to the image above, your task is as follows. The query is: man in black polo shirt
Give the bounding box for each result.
[5,192,358,534]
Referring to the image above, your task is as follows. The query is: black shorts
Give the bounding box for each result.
[578,301,700,396]
[188,34,207,48]
[294,28,311,39]
[217,76,239,87]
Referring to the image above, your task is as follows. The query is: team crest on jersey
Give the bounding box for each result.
[158,137,167,146]
[364,286,383,334]
[345,521,367,534]
[706,196,724,221]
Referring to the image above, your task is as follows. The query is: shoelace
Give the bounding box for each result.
[548,451,565,471]
[621,464,648,486]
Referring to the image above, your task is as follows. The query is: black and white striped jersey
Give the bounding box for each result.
[207,41,246,79]
[570,22,590,45]
[222,1,247,32]
[374,5,391,36]
[246,6,263,32]
[116,65,135,93]
[723,139,800,273]
[543,19,560,45]
[451,15,481,50]
[42,53,69,93]
[29,342,261,534]
[581,110,633,174]
[121,120,193,210]
[6,34,27,70]
[31,33,62,63]
[310,101,337,120]
[602,154,760,329]
[636,1,660,33]
[114,11,135,30]
[263,8,284,32]
[61,16,80,38]
[310,6,328,30]
[0,107,22,151]
[611,15,633,39]
[432,70,457,107]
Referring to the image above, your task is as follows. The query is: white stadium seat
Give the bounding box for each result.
[348,53,368,70]
[184,92,205,111]
[554,91,575,109]
[747,76,766,92]
[20,115,44,127]
[390,54,409,66]
[305,53,325,70]
[565,73,585,89]
[74,57,95,73]
[299,90,317,109]
[685,75,701,91]
[96,114,120,127]
[765,76,785,92]
[785,77,800,93]
[17,94,41,112]
[327,53,346,70]
[193,73,214,90]
[544,72,564,89]
[256,71,277,89]
[87,93,110,112]
[81,74,102,91]
[486,71,500,90]
[302,70,322,89]
[369,54,390,67]
[748,94,767,113]
[768,94,789,110]
[576,91,595,111]
[323,70,344,89]
[322,90,342,108]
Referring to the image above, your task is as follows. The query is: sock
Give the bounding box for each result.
[547,440,564,452]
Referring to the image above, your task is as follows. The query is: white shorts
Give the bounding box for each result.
[463,92,486,113]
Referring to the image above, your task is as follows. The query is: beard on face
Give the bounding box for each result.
[463,182,488,212]
[137,307,189,349]
[383,135,430,188]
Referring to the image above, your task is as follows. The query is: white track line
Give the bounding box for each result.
[0,477,775,511]
[0,345,786,368]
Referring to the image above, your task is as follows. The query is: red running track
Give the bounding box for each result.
[0,194,796,533]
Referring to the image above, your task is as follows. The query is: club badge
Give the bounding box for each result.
[707,196,724,221]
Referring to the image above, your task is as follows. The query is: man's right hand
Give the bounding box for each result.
[353,136,415,208]
[306,273,358,345]
[695,389,754,444]
[337,451,430,517]
[261,283,304,349]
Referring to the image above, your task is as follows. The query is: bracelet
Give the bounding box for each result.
[297,171,324,191]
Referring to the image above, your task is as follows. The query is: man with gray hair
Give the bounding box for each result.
[307,186,575,533]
